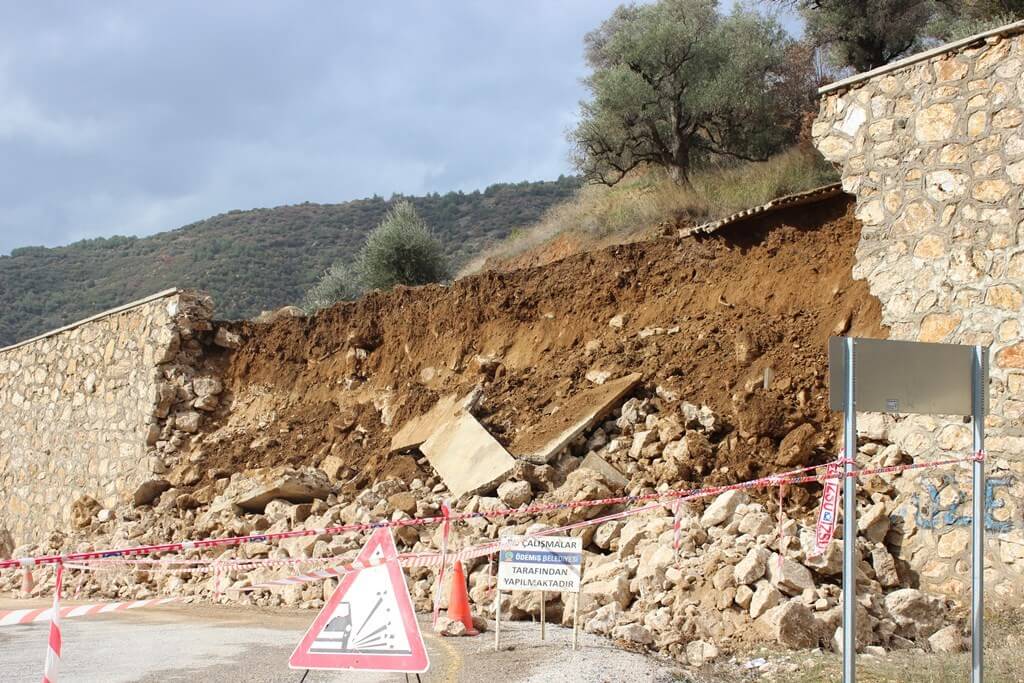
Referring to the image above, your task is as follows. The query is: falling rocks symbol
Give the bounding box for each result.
[289,527,429,673]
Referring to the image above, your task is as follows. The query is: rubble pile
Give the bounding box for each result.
[2,392,966,667]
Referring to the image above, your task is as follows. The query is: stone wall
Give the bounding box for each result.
[0,290,216,551]
[813,28,1024,601]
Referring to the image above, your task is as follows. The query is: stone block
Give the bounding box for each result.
[218,467,331,513]
[579,451,628,491]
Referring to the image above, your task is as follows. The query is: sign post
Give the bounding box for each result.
[494,535,583,651]
[829,337,988,683]
[971,345,986,683]
[842,337,856,682]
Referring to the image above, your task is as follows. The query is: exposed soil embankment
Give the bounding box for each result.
[195,193,883,494]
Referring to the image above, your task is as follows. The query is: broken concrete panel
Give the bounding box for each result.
[511,373,641,464]
[580,451,628,491]
[419,413,516,499]
[218,467,331,513]
[389,391,476,453]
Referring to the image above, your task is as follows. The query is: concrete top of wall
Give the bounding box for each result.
[681,182,844,238]
[819,19,1024,95]
[0,288,181,355]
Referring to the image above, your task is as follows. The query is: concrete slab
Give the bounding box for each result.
[580,451,628,490]
[419,412,516,499]
[510,373,642,464]
[389,392,468,453]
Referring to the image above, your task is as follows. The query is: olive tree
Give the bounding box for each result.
[302,262,362,312]
[357,200,449,291]
[571,0,802,188]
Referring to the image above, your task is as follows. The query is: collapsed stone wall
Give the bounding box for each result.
[0,290,218,551]
[813,28,1024,601]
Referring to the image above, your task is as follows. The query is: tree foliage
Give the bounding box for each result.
[302,262,362,312]
[785,0,1024,71]
[571,0,806,188]
[357,200,450,291]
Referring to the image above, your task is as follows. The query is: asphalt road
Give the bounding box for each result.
[0,601,679,682]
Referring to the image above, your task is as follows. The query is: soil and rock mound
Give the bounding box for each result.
[6,193,969,671]
[199,193,882,492]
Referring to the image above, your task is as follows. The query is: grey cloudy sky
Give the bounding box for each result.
[0,1,799,255]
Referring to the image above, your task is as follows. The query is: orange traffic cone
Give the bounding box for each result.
[446,561,479,635]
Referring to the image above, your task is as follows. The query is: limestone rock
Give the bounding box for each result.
[870,546,900,588]
[686,639,719,666]
[496,480,532,508]
[776,424,817,467]
[214,327,242,349]
[767,554,814,596]
[884,588,946,638]
[387,491,418,516]
[133,479,171,507]
[701,490,747,528]
[734,547,770,585]
[929,624,963,653]
[750,580,781,619]
[612,623,653,646]
[858,501,890,543]
[759,601,818,649]
[70,495,102,529]
[218,467,331,513]
[319,455,346,481]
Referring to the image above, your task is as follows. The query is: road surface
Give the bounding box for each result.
[0,600,679,682]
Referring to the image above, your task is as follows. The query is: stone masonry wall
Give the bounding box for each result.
[0,290,216,552]
[813,29,1024,602]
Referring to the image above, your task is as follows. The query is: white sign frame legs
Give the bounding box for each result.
[494,535,583,652]
[830,337,988,683]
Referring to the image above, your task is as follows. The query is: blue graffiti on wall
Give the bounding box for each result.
[912,475,1015,533]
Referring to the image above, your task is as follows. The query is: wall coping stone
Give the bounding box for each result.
[0,288,181,355]
[819,19,1024,95]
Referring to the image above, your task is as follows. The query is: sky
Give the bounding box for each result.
[0,1,801,255]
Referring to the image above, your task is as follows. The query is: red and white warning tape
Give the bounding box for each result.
[0,597,180,627]
[41,563,62,682]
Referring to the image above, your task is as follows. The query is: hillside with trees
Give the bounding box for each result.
[0,177,579,346]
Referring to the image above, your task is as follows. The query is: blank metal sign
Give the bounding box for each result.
[828,337,987,416]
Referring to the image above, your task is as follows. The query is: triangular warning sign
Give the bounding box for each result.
[289,527,429,673]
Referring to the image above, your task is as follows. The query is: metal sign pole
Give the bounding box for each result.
[843,337,857,682]
[971,345,986,683]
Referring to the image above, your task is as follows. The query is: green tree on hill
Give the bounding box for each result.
[357,200,450,291]
[303,200,450,310]
[571,0,805,188]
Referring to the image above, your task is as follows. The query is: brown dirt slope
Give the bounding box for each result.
[198,193,884,491]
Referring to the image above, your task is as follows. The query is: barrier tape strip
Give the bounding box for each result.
[431,500,451,627]
[1,452,979,575]
[0,459,856,571]
[0,598,181,627]
[236,455,977,592]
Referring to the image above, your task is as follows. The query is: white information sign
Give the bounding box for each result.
[497,536,583,593]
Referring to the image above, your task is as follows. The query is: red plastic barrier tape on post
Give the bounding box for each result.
[809,460,843,558]
[42,563,63,683]
[431,500,451,628]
